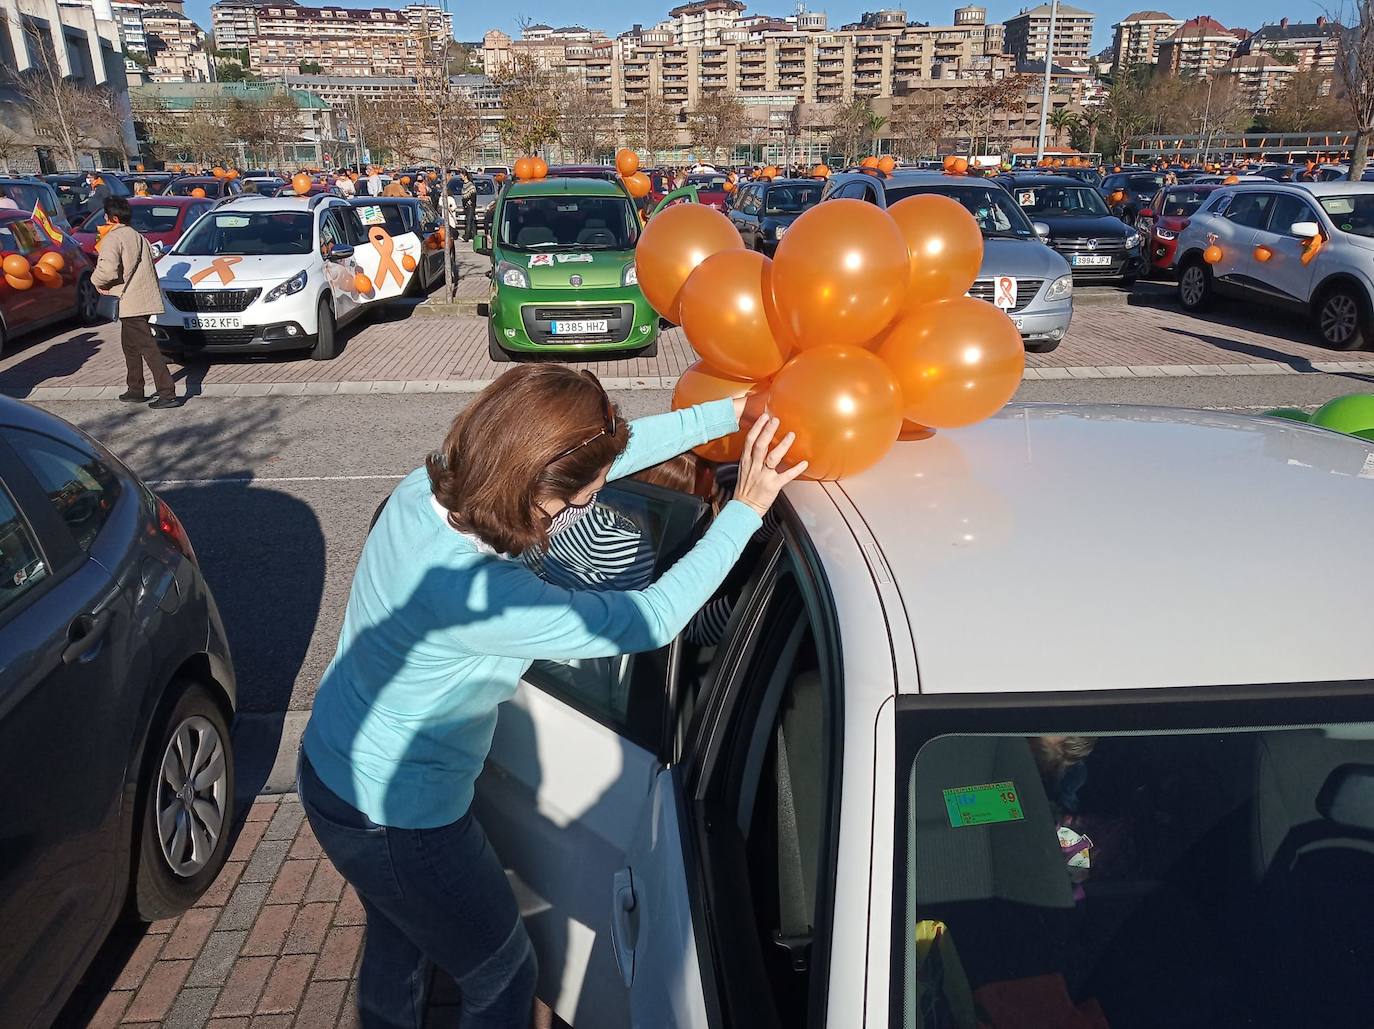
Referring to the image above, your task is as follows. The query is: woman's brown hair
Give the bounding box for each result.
[427,365,629,555]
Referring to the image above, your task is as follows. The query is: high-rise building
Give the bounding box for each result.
[211,0,295,53]
[665,0,745,46]
[1157,15,1244,76]
[141,5,211,80]
[1238,16,1351,80]
[1223,53,1298,113]
[401,3,454,46]
[248,3,448,79]
[1004,3,1095,66]
[1111,10,1183,69]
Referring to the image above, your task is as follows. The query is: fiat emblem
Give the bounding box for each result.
[569,274,583,286]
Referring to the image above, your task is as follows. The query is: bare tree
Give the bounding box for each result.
[558,80,610,162]
[492,53,561,155]
[0,124,29,174]
[688,92,746,164]
[827,99,873,164]
[623,91,678,162]
[1334,1,1374,178]
[1265,69,1346,130]
[887,92,946,160]
[432,91,482,165]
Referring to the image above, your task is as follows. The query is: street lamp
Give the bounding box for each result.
[1035,0,1059,164]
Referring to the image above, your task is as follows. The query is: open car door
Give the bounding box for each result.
[346,203,422,301]
[651,185,701,218]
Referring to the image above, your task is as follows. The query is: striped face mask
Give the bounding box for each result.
[549,491,599,536]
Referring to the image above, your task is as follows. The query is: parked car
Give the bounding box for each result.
[482,165,513,179]
[1189,173,1272,185]
[470,173,500,230]
[0,209,98,352]
[1175,180,1374,349]
[43,173,132,223]
[0,176,75,232]
[242,176,287,196]
[728,178,823,254]
[687,173,730,211]
[0,396,236,1028]
[150,193,423,360]
[346,195,444,294]
[475,175,659,361]
[164,176,243,200]
[645,169,676,208]
[471,401,1374,1029]
[70,195,215,262]
[1254,163,1300,182]
[996,173,1144,283]
[1098,171,1166,222]
[1135,183,1224,275]
[821,171,1073,351]
[1050,165,1103,187]
[272,182,337,198]
[548,165,621,183]
[112,171,176,194]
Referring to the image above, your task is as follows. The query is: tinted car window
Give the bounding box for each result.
[1158,188,1213,217]
[3,219,43,253]
[352,203,408,241]
[5,430,121,553]
[81,204,185,233]
[1319,194,1374,237]
[177,212,314,256]
[1265,194,1318,237]
[0,484,47,615]
[885,184,1036,238]
[1010,184,1110,217]
[765,184,820,213]
[499,195,639,250]
[0,182,60,223]
[1224,193,1275,229]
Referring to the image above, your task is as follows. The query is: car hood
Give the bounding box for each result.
[156,253,311,288]
[1040,215,1132,239]
[980,238,1071,280]
[515,249,633,289]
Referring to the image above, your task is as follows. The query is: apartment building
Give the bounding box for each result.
[482,25,611,75]
[249,4,430,79]
[1239,16,1350,79]
[1222,52,1297,113]
[1111,10,1182,69]
[1004,3,1095,66]
[401,2,452,43]
[142,5,210,80]
[1157,16,1244,76]
[663,0,745,46]
[210,0,286,52]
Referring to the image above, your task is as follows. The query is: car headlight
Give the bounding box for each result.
[622,262,638,286]
[1124,231,1141,248]
[1154,227,1177,241]
[497,261,529,289]
[264,268,307,303]
[1044,274,1073,302]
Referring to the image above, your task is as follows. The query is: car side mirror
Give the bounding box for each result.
[1138,208,1154,220]
[1033,221,1050,238]
[473,232,491,255]
[1291,221,1321,239]
[328,244,355,260]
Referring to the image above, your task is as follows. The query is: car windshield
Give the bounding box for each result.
[689,175,727,190]
[165,179,216,196]
[175,211,313,255]
[885,184,1036,238]
[82,204,185,233]
[0,182,60,222]
[894,708,1374,1029]
[1124,175,1165,192]
[1158,189,1213,217]
[474,179,496,195]
[1011,184,1110,217]
[498,195,638,250]
[1319,194,1374,237]
[765,184,820,213]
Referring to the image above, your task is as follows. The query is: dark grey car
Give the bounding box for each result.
[728,178,822,254]
[0,397,236,1027]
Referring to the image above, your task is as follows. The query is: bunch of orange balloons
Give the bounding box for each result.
[640,196,1024,480]
[615,148,650,198]
[514,156,549,180]
[941,155,969,175]
[2,249,64,291]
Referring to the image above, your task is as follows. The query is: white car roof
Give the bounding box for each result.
[1292,180,1374,196]
[215,195,334,213]
[825,404,1374,696]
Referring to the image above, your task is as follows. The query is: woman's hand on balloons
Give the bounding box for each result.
[734,417,807,517]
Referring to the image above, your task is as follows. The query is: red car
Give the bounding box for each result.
[1137,183,1223,275]
[0,209,97,353]
[645,169,675,208]
[71,195,215,262]
[686,173,729,211]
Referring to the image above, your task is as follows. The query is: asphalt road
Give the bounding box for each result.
[31,372,1371,791]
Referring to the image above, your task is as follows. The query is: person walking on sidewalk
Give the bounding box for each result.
[92,196,179,409]
[298,365,803,1029]
[459,170,478,241]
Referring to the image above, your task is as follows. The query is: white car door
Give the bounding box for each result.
[317,206,359,324]
[348,203,422,302]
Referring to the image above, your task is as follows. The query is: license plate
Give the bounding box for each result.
[184,315,242,329]
[1072,255,1112,267]
[1011,317,1023,331]
[550,319,608,335]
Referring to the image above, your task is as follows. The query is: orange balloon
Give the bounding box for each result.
[1223,174,1239,185]
[32,263,61,288]
[671,362,768,461]
[2,253,30,278]
[402,253,417,271]
[769,345,903,480]
[763,166,778,179]
[878,155,896,174]
[292,173,311,195]
[861,156,880,168]
[952,157,968,174]
[770,198,909,349]
[514,157,534,180]
[722,179,736,192]
[888,194,983,306]
[679,249,792,380]
[636,204,743,321]
[5,272,33,290]
[354,272,373,293]
[624,171,651,198]
[226,169,239,179]
[1254,245,1272,263]
[402,175,412,185]
[1109,190,1126,203]
[616,148,640,176]
[1204,244,1223,264]
[136,163,145,172]
[812,164,830,178]
[212,166,226,178]
[943,156,957,170]
[38,251,65,272]
[876,297,1024,429]
[191,187,207,198]
[531,157,549,179]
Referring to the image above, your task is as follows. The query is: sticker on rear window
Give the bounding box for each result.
[1018,191,1035,206]
[357,205,386,225]
[216,215,249,228]
[942,781,1024,827]
[555,253,593,263]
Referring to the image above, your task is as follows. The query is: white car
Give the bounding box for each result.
[473,404,1374,1028]
[150,194,425,360]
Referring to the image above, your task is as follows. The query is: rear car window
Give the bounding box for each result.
[3,430,121,553]
[352,204,408,238]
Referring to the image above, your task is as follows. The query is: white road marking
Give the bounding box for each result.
[147,473,407,487]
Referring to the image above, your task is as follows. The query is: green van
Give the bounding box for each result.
[475,177,660,361]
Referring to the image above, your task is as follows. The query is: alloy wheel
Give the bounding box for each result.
[78,276,98,322]
[1180,266,1206,307]
[156,715,229,877]
[1321,293,1359,346]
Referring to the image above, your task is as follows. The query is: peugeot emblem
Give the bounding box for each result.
[569,274,583,286]
[203,293,217,306]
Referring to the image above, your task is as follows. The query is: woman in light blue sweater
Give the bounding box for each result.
[299,364,804,1029]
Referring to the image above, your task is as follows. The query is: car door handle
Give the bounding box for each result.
[63,608,113,665]
[609,867,637,988]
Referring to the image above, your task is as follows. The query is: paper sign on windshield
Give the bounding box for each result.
[555,253,593,263]
[943,781,1024,827]
[216,215,249,228]
[357,205,386,226]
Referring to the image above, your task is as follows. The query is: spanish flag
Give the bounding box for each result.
[31,201,64,245]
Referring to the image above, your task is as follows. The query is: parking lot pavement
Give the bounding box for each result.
[5,285,1374,401]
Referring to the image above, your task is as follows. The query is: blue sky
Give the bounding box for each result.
[186,0,1328,55]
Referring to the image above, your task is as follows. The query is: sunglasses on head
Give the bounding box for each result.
[547,371,617,466]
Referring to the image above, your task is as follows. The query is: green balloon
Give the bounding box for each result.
[1264,408,1311,422]
[1311,393,1374,435]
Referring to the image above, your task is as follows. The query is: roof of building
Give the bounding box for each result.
[1016,59,1086,75]
[1118,10,1178,22]
[1008,3,1094,19]
[1250,19,1350,42]
[1165,15,1241,40]
[130,81,331,109]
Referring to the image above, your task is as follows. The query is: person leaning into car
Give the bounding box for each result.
[298,365,804,1029]
[92,196,179,409]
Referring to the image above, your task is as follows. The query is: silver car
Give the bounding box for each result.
[821,171,1074,352]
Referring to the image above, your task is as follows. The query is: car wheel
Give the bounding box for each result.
[1025,339,1060,354]
[132,682,235,921]
[1178,260,1213,312]
[1315,286,1370,351]
[487,320,511,362]
[76,273,99,325]
[310,297,337,361]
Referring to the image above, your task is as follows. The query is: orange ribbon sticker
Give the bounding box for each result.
[190,256,244,285]
[368,227,404,289]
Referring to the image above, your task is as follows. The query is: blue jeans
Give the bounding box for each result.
[298,755,537,1029]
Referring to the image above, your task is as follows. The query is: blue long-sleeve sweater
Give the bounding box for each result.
[302,398,758,828]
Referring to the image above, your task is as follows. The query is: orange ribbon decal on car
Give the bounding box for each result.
[368,227,405,289]
[190,256,243,285]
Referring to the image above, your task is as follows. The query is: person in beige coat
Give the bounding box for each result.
[92,196,179,408]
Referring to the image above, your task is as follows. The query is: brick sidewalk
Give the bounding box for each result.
[72,795,472,1029]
